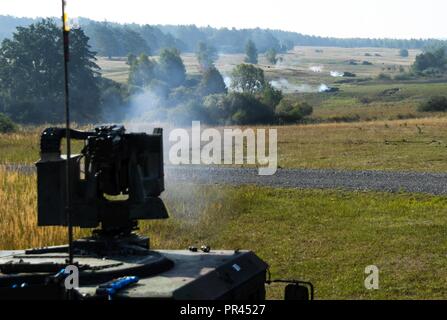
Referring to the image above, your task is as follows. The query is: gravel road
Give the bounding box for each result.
[166,166,447,195]
[3,164,447,195]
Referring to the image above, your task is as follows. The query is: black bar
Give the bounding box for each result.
[61,0,73,266]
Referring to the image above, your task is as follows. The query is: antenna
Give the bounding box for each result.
[61,0,73,266]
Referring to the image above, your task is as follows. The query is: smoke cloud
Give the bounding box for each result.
[270,78,331,93]
[330,71,345,77]
[309,66,323,73]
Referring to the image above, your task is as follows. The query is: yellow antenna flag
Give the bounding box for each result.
[62,0,70,32]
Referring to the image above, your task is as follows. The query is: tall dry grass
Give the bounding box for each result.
[0,167,86,250]
[0,167,238,250]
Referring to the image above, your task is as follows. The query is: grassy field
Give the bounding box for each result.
[2,168,447,299]
[276,117,447,171]
[3,117,447,172]
[97,46,420,83]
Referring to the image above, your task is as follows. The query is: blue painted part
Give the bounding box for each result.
[104,276,139,296]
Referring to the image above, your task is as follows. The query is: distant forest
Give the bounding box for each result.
[1,15,446,57]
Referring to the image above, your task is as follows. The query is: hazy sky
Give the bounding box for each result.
[0,0,445,39]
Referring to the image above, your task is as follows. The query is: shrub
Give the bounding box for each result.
[399,49,409,57]
[0,113,17,133]
[203,93,275,125]
[377,73,392,80]
[418,96,447,112]
[275,99,313,123]
[229,93,275,125]
[327,115,361,123]
[359,97,373,104]
[413,48,446,73]
[168,101,209,125]
[393,73,413,81]
[260,84,283,109]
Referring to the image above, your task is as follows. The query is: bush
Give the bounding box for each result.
[399,49,409,57]
[198,67,227,96]
[260,84,283,109]
[359,97,373,104]
[393,73,413,81]
[413,48,446,73]
[226,93,275,125]
[168,101,209,125]
[265,48,278,65]
[203,93,275,125]
[0,113,17,133]
[326,115,360,123]
[418,96,447,112]
[275,99,313,123]
[377,73,392,80]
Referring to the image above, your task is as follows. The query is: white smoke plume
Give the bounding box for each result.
[223,75,232,89]
[318,84,330,92]
[330,71,345,77]
[309,66,323,73]
[270,79,330,94]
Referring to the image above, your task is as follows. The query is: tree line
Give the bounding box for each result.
[1,15,446,58]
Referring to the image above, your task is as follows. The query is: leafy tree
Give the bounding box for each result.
[265,48,278,64]
[144,79,170,100]
[399,49,409,57]
[198,66,227,96]
[126,53,137,65]
[244,40,258,64]
[98,78,129,122]
[260,83,283,109]
[128,53,156,87]
[168,100,209,125]
[0,19,101,123]
[139,25,163,53]
[196,41,218,70]
[86,23,151,58]
[231,64,265,94]
[168,86,197,107]
[279,40,294,52]
[157,48,186,88]
[88,23,121,58]
[120,27,151,56]
[203,94,233,122]
[413,47,446,73]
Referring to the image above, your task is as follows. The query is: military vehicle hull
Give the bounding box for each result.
[0,241,268,300]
